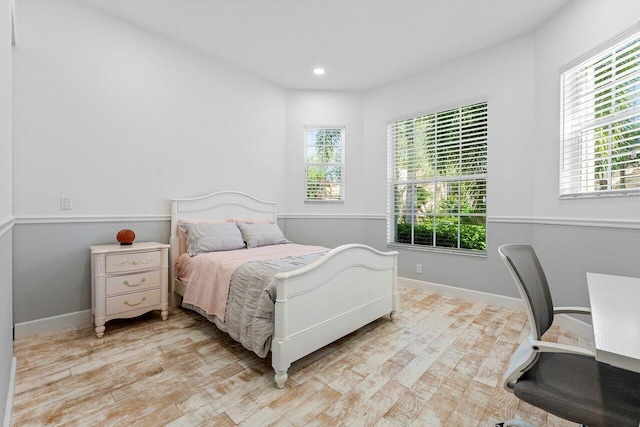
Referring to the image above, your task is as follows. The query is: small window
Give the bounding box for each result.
[305,127,345,202]
[388,101,488,253]
[560,25,640,197]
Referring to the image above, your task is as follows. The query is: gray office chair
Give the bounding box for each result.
[497,244,640,427]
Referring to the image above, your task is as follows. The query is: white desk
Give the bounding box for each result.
[586,272,640,373]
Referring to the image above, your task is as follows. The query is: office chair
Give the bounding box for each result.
[497,244,640,427]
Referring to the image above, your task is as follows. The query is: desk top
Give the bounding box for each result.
[587,272,640,373]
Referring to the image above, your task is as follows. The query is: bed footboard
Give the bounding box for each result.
[271,244,398,388]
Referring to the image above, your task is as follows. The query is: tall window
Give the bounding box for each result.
[560,25,640,197]
[305,126,345,202]
[388,101,487,252]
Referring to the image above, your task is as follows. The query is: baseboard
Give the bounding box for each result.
[552,314,594,341]
[398,277,593,341]
[12,281,593,342]
[14,310,92,340]
[3,357,16,427]
[399,277,525,311]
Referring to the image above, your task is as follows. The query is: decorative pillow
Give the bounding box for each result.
[237,222,290,248]
[177,219,225,240]
[179,222,246,256]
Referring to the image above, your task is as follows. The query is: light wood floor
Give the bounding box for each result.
[12,288,592,426]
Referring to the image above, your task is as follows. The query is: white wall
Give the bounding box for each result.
[0,0,11,218]
[363,35,537,217]
[283,90,365,214]
[533,0,640,221]
[0,0,13,423]
[13,0,286,217]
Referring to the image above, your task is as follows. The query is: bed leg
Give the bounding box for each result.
[169,292,181,308]
[274,370,288,389]
[390,311,397,321]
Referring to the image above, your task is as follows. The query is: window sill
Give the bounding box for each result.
[559,189,640,199]
[386,243,487,258]
[304,200,345,204]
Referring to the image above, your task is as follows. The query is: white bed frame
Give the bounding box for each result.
[169,191,398,388]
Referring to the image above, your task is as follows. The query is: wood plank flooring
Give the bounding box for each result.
[11,288,593,426]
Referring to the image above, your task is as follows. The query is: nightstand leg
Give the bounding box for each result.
[93,253,106,338]
[95,319,105,338]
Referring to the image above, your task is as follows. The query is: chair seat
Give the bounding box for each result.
[515,352,640,427]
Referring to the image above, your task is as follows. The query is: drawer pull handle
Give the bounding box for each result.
[112,258,154,268]
[122,278,146,287]
[123,296,147,306]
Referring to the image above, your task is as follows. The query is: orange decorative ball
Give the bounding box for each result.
[116,229,136,245]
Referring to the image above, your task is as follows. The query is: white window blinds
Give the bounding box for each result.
[560,25,640,197]
[388,101,487,252]
[305,127,345,202]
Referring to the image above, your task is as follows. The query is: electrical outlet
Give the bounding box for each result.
[60,196,72,210]
[416,264,422,274]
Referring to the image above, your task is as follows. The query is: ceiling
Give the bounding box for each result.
[79,0,571,91]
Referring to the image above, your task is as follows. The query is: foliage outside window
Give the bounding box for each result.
[388,102,488,252]
[305,127,345,202]
[560,26,640,197]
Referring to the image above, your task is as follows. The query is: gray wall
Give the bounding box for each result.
[12,221,169,324]
[12,216,640,327]
[533,224,640,310]
[0,231,12,425]
[282,217,378,249]
[280,217,640,310]
[284,217,533,299]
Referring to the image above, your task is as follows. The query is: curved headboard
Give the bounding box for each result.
[169,191,278,297]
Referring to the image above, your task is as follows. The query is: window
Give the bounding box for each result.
[305,126,345,202]
[560,25,640,197]
[388,101,487,253]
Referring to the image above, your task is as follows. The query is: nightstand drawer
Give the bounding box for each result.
[106,270,160,296]
[106,289,160,316]
[106,251,162,273]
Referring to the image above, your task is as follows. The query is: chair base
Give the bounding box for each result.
[497,421,587,427]
[495,421,536,427]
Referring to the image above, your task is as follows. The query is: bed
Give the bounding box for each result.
[169,190,399,388]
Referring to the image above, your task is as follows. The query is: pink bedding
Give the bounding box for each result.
[176,244,328,320]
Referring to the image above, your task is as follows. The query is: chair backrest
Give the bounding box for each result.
[498,244,554,340]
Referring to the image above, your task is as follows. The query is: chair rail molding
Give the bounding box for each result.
[488,215,640,230]
[15,214,170,225]
[279,213,386,220]
[0,216,15,238]
[12,214,640,230]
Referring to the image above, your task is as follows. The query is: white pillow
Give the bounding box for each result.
[237,223,290,248]
[179,222,246,256]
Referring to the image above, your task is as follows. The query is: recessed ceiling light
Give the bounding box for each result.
[313,67,325,76]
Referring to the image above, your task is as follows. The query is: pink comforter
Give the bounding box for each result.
[176,244,328,320]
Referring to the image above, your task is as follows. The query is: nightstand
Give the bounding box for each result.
[90,241,170,338]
